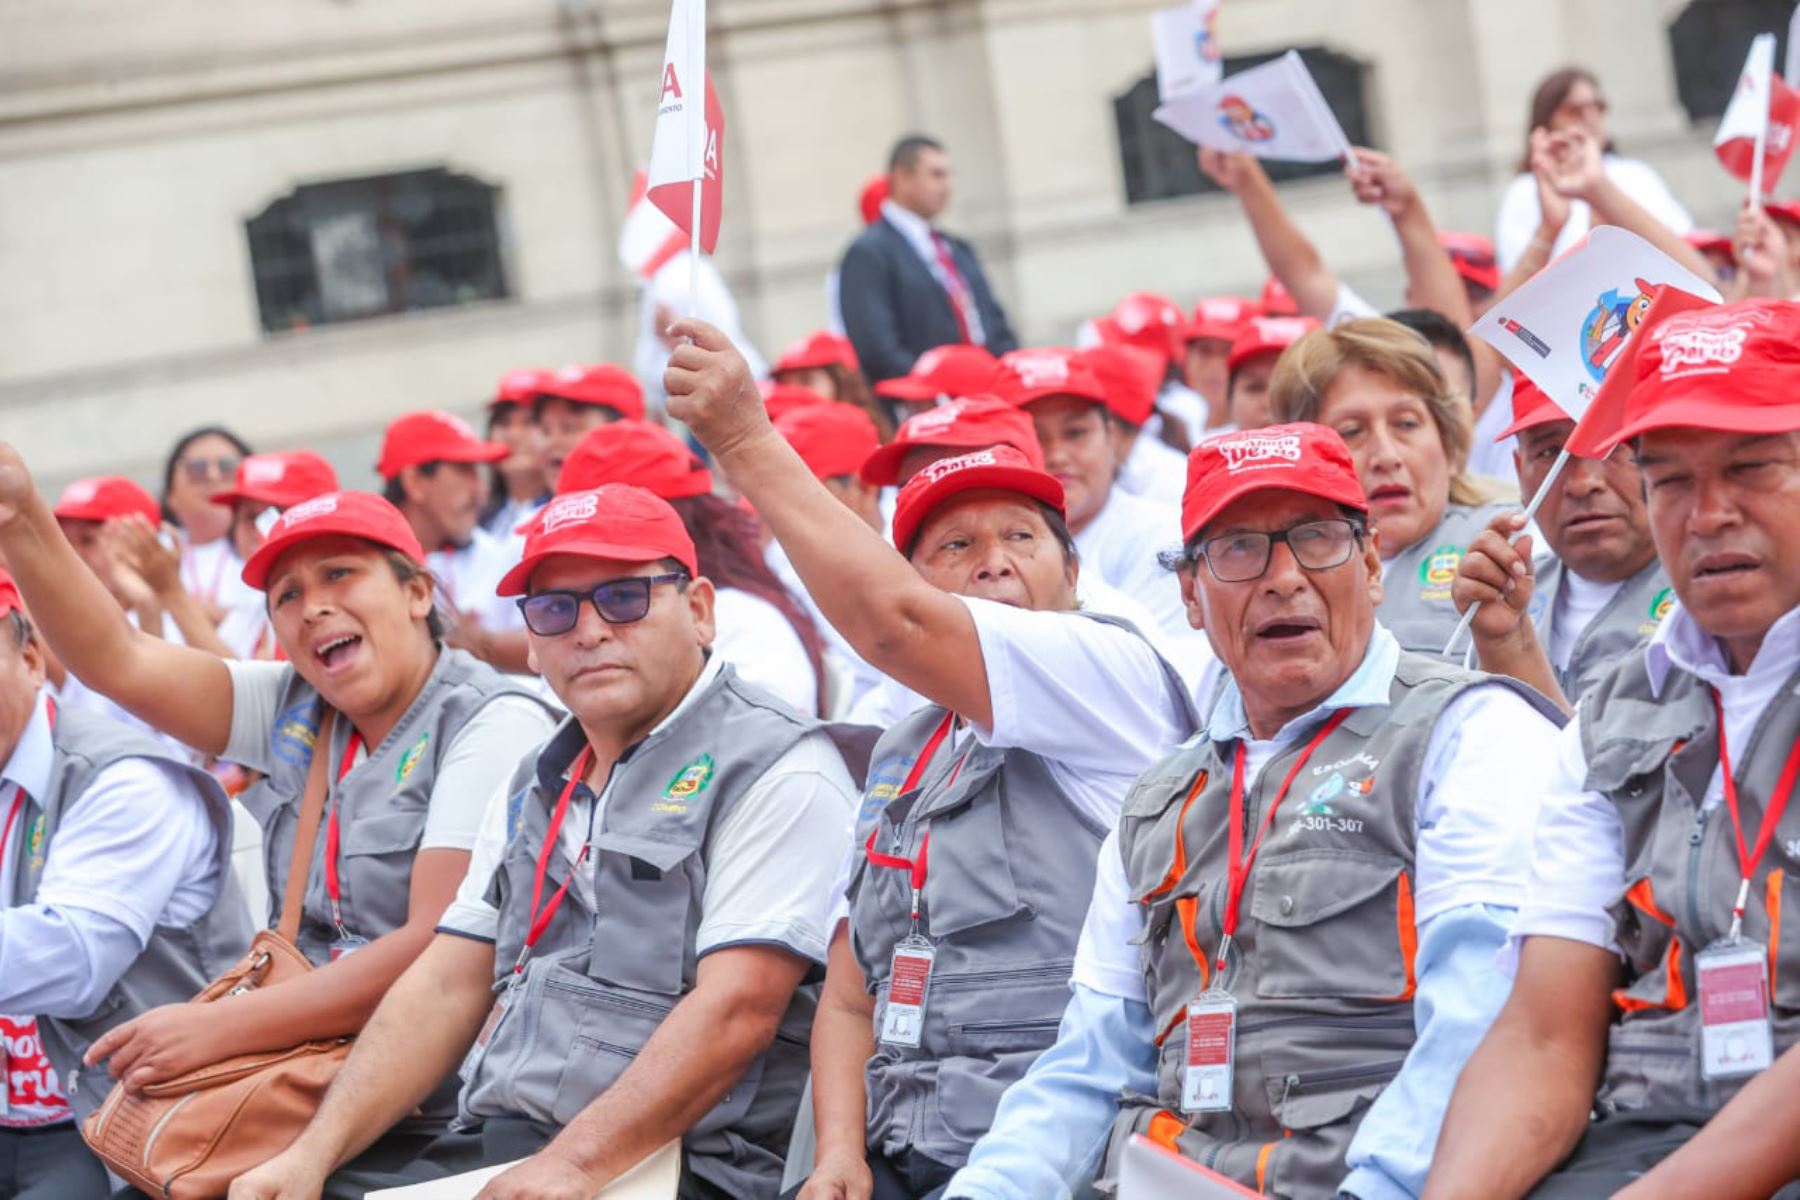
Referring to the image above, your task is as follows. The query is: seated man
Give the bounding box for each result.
[0,573,252,1197]
[944,424,1563,1199]
[1425,301,1800,1198]
[1451,373,1668,710]
[233,485,856,1200]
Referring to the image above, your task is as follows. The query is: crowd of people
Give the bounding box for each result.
[2,59,1799,1200]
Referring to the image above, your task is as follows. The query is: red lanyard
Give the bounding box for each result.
[323,730,365,936]
[1713,690,1800,938]
[1216,708,1352,972]
[863,712,962,927]
[515,746,595,975]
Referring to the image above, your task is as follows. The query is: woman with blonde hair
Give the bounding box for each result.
[1270,317,1513,659]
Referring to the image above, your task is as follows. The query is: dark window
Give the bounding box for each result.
[246,168,509,334]
[1115,46,1373,206]
[1669,1,1794,121]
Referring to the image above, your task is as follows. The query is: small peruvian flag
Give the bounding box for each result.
[646,0,724,255]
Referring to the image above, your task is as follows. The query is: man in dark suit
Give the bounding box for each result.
[838,135,1018,383]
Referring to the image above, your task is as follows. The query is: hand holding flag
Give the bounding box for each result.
[1154,50,1354,165]
[1715,33,1800,201]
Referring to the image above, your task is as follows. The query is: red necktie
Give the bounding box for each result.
[931,232,976,345]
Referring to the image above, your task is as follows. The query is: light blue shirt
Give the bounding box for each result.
[948,627,1547,1199]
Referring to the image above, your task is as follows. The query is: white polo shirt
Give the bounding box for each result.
[427,527,524,638]
[712,586,822,717]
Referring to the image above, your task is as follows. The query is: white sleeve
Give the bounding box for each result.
[1502,713,1627,973]
[711,589,820,717]
[1494,173,1543,273]
[419,695,557,852]
[959,596,1187,774]
[222,659,295,771]
[696,730,856,964]
[1326,283,1381,329]
[1412,685,1561,924]
[1071,829,1148,1003]
[435,774,515,943]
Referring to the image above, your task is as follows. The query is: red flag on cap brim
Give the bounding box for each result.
[647,0,724,255]
[1564,285,1716,460]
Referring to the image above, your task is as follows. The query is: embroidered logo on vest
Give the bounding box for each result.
[1289,753,1378,837]
[1418,544,1462,599]
[271,699,319,765]
[395,731,430,784]
[861,754,914,820]
[1644,586,1676,634]
[657,755,715,812]
[26,812,44,867]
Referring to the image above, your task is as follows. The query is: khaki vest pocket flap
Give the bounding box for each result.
[1267,1073,1390,1131]
[340,809,427,856]
[593,831,695,874]
[1250,852,1402,928]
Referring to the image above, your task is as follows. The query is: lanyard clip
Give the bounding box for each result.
[1213,934,1234,976]
[1728,877,1751,944]
[512,946,533,977]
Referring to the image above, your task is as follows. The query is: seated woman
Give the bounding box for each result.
[1271,318,1512,660]
[0,452,557,1161]
[662,319,1201,1200]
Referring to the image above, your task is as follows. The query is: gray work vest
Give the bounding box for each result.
[458,665,838,1200]
[237,648,550,964]
[1100,653,1558,1197]
[848,611,1198,1170]
[1581,651,1800,1116]
[9,703,254,1123]
[1379,502,1515,661]
[1529,554,1671,703]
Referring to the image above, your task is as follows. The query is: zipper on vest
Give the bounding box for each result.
[1276,1057,1408,1110]
[1237,1014,1414,1036]
[1685,806,1711,940]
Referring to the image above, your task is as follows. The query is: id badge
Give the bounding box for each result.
[329,934,370,963]
[878,936,935,1048]
[1181,990,1236,1114]
[1697,939,1774,1080]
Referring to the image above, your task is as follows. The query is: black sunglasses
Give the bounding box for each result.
[518,572,689,636]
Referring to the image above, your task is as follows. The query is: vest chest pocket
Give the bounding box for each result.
[340,809,428,857]
[587,831,697,996]
[1249,851,1412,1001]
[921,799,1024,939]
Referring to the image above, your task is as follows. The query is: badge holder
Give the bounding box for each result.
[1182,937,1238,1114]
[879,882,934,1049]
[327,902,369,963]
[1697,882,1774,1082]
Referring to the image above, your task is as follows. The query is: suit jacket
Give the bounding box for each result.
[837,215,1018,382]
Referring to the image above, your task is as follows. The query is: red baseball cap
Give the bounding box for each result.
[1495,372,1568,441]
[860,395,1044,486]
[1181,422,1368,543]
[1228,315,1321,372]
[241,491,427,590]
[1763,198,1800,230]
[490,367,553,409]
[874,345,1002,404]
[556,419,714,500]
[1075,343,1162,426]
[1683,228,1734,261]
[53,476,160,525]
[996,348,1110,409]
[1439,232,1500,293]
[891,446,1065,554]
[1260,277,1300,317]
[1609,298,1800,445]
[776,404,882,480]
[537,363,647,421]
[1186,296,1260,345]
[1109,292,1186,364]
[774,332,859,375]
[859,174,890,226]
[377,410,509,480]
[0,569,21,620]
[762,382,832,424]
[211,451,340,510]
[498,485,697,596]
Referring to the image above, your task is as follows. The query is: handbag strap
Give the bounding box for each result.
[279,708,338,942]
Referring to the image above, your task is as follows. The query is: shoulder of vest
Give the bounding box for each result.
[1386,651,1566,730]
[1119,739,1215,821]
[714,666,823,733]
[1576,648,1712,787]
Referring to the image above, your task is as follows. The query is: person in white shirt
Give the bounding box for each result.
[1177,295,1259,436]
[479,369,552,543]
[1077,342,1187,509]
[1425,300,1800,1199]
[160,427,266,639]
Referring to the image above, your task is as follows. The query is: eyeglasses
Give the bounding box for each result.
[180,456,241,482]
[1555,97,1608,119]
[517,572,689,636]
[1195,518,1363,583]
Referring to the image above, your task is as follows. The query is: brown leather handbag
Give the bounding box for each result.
[84,712,355,1198]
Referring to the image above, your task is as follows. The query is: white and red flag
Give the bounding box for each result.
[1715,33,1800,196]
[1151,0,1223,102]
[647,0,724,255]
[1153,50,1352,163]
[618,168,689,281]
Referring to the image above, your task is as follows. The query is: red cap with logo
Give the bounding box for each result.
[874,345,1002,404]
[212,451,341,510]
[1260,276,1300,317]
[859,174,890,226]
[53,477,160,525]
[242,491,427,590]
[0,569,21,620]
[861,395,1044,486]
[1495,372,1568,441]
[499,484,697,596]
[377,410,509,480]
[490,367,553,409]
[1228,315,1321,372]
[1439,232,1500,294]
[1181,422,1368,542]
[556,419,715,500]
[1608,298,1800,445]
[776,404,883,480]
[1186,296,1260,345]
[536,364,647,421]
[1683,228,1734,261]
[996,348,1110,409]
[891,446,1066,554]
[774,332,859,375]
[1075,343,1162,426]
[1109,292,1186,364]
[761,383,833,424]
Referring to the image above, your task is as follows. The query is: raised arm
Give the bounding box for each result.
[1198,148,1341,320]
[665,320,996,728]
[1547,128,1714,280]
[0,443,234,755]
[1346,148,1472,327]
